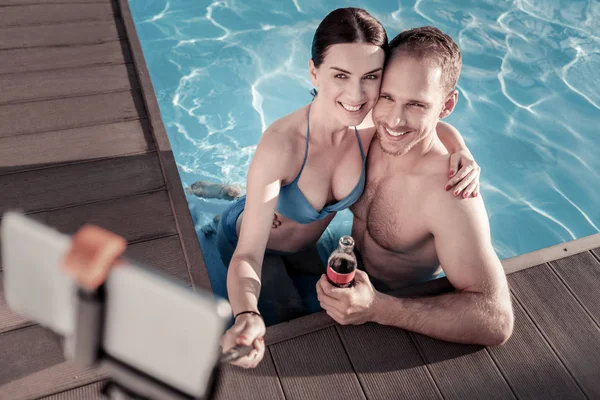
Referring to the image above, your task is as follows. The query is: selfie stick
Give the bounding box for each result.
[71,284,221,400]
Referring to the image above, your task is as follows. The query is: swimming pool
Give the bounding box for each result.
[129,0,600,299]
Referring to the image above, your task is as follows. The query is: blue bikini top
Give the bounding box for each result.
[275,105,366,224]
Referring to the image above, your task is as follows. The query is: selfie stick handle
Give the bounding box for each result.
[73,286,105,366]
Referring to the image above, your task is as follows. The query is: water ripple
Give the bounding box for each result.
[129,0,600,260]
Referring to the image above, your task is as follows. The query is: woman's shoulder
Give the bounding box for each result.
[260,105,309,150]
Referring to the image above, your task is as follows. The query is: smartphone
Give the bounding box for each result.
[1,212,232,398]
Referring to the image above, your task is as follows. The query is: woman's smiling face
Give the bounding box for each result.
[309,42,386,127]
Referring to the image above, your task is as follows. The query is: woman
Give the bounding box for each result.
[219,8,479,368]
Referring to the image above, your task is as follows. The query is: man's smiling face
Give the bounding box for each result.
[373,55,451,156]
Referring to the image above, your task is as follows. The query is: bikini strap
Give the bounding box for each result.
[354,126,366,161]
[291,104,311,183]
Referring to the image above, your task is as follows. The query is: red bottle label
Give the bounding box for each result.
[327,266,355,286]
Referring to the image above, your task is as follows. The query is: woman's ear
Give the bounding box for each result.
[308,59,319,88]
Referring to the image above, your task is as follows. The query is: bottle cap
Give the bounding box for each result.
[339,236,354,250]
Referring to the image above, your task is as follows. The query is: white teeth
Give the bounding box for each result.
[385,127,408,137]
[341,102,362,112]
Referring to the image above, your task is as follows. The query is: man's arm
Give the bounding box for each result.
[371,195,514,346]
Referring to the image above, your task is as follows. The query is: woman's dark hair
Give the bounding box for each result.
[311,8,389,68]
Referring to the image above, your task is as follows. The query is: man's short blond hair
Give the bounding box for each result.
[389,26,462,93]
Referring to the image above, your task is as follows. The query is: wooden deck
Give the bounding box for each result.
[1,1,600,399]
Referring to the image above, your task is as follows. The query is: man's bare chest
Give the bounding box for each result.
[355,176,432,254]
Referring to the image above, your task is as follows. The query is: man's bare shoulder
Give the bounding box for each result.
[426,179,489,239]
[415,150,451,191]
[417,151,487,223]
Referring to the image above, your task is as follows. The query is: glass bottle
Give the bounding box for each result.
[326,236,357,288]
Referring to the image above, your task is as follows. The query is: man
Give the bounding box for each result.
[316,27,514,347]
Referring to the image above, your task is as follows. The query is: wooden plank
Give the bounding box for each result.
[38,190,177,243]
[0,189,173,269]
[33,351,284,400]
[0,358,105,400]
[0,153,164,215]
[0,274,31,334]
[41,356,285,400]
[266,312,335,346]
[0,41,131,75]
[591,247,600,261]
[2,0,111,6]
[502,234,600,275]
[214,349,285,400]
[0,325,65,385]
[487,297,586,400]
[40,381,107,400]
[0,64,138,105]
[0,3,116,28]
[549,251,600,324]
[0,235,190,335]
[0,120,154,174]
[118,0,212,293]
[0,19,123,50]
[118,0,169,152]
[509,264,600,398]
[0,90,146,138]
[154,152,212,293]
[411,335,514,399]
[124,235,192,286]
[270,327,365,400]
[337,323,441,400]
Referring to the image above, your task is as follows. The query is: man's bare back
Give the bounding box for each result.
[351,140,451,289]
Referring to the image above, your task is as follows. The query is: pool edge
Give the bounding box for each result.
[118,0,213,293]
[501,232,600,274]
[117,0,600,344]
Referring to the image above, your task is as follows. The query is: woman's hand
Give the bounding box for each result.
[220,313,266,368]
[446,149,481,198]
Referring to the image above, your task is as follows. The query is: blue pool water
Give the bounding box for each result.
[129,0,600,298]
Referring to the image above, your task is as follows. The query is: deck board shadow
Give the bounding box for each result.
[487,296,585,400]
[0,90,146,138]
[0,19,124,50]
[337,323,442,400]
[0,41,131,75]
[0,274,30,334]
[214,350,285,400]
[0,235,191,335]
[411,335,515,400]
[0,3,116,28]
[0,189,176,272]
[0,120,154,174]
[0,325,65,385]
[40,381,107,400]
[0,359,105,400]
[0,64,138,105]
[509,264,600,398]
[2,0,112,5]
[269,327,365,400]
[37,190,177,244]
[0,153,164,216]
[549,251,600,325]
